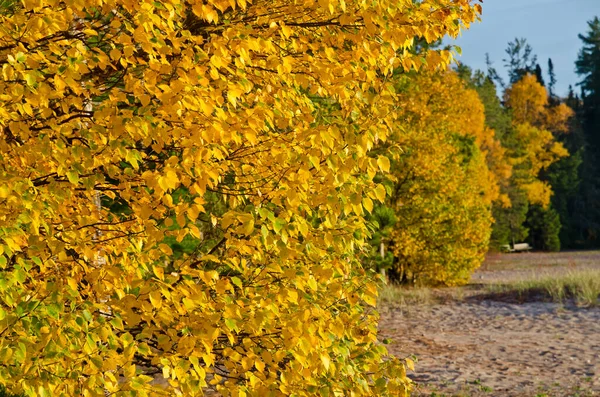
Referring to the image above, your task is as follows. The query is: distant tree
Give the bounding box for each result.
[546,145,584,248]
[548,58,558,99]
[576,17,600,100]
[503,74,573,253]
[576,16,600,149]
[541,74,585,249]
[534,64,545,87]
[526,205,562,251]
[385,71,502,286]
[456,64,529,249]
[463,33,594,251]
[485,53,506,90]
[575,16,600,247]
[503,38,538,84]
[364,205,397,276]
[567,85,579,108]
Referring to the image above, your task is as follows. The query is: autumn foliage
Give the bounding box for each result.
[504,74,572,207]
[380,71,505,286]
[0,0,482,395]
[367,68,573,285]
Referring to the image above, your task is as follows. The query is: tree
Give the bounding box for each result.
[540,72,586,250]
[546,145,583,248]
[574,16,600,247]
[485,53,506,90]
[525,205,561,251]
[576,17,600,102]
[504,74,574,252]
[548,58,557,99]
[576,16,600,156]
[383,71,501,286]
[503,38,538,85]
[472,38,582,252]
[534,64,545,87]
[363,205,397,277]
[0,0,481,395]
[504,74,571,204]
[456,65,531,249]
[462,64,572,250]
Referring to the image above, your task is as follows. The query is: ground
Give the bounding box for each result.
[379,251,600,397]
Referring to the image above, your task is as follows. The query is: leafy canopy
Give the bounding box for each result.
[0,0,479,395]
[384,71,499,286]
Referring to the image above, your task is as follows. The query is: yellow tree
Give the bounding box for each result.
[0,0,479,395]
[386,71,504,286]
[504,73,572,207]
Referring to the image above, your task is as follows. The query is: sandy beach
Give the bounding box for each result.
[379,251,600,397]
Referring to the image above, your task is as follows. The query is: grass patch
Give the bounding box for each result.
[377,283,469,307]
[378,269,600,307]
[486,270,600,306]
[378,283,436,306]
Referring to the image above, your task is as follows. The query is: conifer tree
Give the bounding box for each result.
[548,58,558,100]
[575,16,600,247]
[503,38,538,84]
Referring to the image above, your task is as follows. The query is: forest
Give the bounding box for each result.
[0,0,599,396]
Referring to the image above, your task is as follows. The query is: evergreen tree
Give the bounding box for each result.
[547,146,584,248]
[548,58,557,99]
[526,205,561,251]
[535,64,545,87]
[503,38,538,84]
[576,17,600,100]
[575,16,600,247]
[485,53,506,90]
[576,16,600,150]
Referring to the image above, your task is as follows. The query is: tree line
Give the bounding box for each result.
[367,18,600,285]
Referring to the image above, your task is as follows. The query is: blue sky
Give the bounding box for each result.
[448,0,600,97]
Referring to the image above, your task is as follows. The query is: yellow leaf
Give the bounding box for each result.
[377,156,390,172]
[159,244,173,256]
[320,354,330,370]
[109,48,121,62]
[255,358,265,373]
[406,357,415,371]
[374,184,386,202]
[149,290,162,309]
[153,266,165,281]
[139,94,151,107]
[363,197,374,213]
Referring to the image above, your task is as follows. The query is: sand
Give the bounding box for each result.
[379,251,600,397]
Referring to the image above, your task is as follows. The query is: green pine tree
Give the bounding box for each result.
[574,16,600,247]
[525,204,561,252]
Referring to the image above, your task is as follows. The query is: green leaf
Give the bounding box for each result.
[231,277,243,288]
[225,318,238,332]
[273,219,286,233]
[24,72,37,87]
[46,304,60,319]
[66,171,80,184]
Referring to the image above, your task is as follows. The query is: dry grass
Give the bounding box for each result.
[378,269,600,307]
[487,269,600,306]
[377,283,468,307]
[378,283,437,306]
